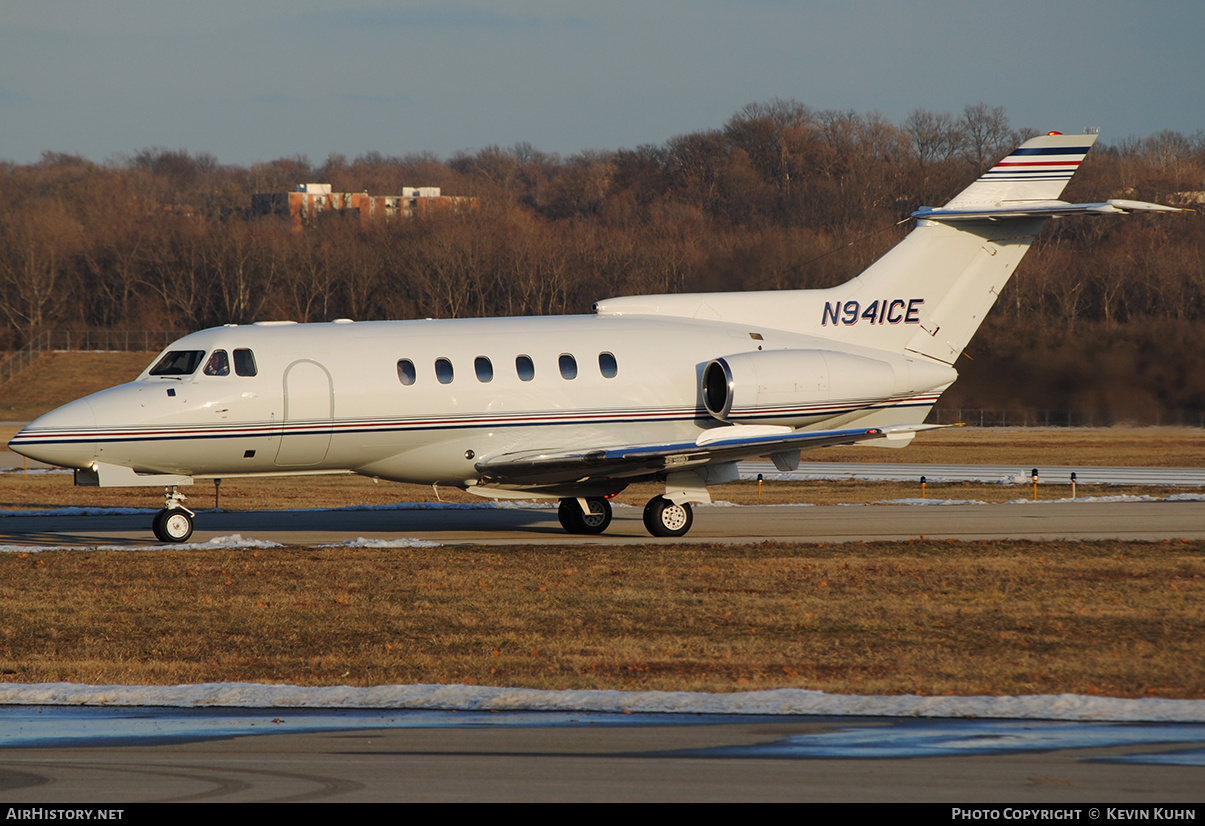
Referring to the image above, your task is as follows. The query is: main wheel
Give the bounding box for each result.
[152,508,194,543]
[557,497,612,535]
[643,497,693,538]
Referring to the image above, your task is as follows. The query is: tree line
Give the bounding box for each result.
[2,102,1202,421]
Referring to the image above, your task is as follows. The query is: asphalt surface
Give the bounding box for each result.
[2,715,1203,803]
[4,498,1205,547]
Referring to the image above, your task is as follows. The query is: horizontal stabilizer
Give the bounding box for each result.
[914,199,1183,222]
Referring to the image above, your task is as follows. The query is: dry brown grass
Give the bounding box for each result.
[0,540,1200,698]
[4,367,1204,699]
[0,352,154,422]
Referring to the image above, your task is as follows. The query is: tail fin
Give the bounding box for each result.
[806,132,1175,363]
[819,133,1100,364]
[594,132,1178,364]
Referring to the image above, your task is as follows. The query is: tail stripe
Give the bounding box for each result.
[980,146,1090,184]
[944,134,1097,208]
[1009,146,1093,156]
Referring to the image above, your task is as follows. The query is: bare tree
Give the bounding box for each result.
[962,103,1012,172]
[903,108,965,167]
[0,198,83,342]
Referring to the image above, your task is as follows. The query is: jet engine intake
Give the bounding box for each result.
[701,349,946,426]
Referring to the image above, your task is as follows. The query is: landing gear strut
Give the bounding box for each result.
[643,496,693,537]
[152,485,195,543]
[557,497,613,535]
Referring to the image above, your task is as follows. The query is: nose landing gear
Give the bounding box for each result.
[153,486,195,543]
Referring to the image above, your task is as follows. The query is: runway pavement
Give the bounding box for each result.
[2,714,1203,802]
[3,498,1205,547]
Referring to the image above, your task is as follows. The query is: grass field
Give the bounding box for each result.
[0,539,1200,697]
[2,354,1204,698]
[0,351,154,422]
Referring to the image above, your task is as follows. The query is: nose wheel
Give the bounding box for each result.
[153,485,196,543]
[153,508,194,542]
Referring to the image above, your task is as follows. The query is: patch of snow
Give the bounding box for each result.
[874,498,989,506]
[0,682,1201,722]
[316,537,442,548]
[0,534,281,553]
[0,506,157,518]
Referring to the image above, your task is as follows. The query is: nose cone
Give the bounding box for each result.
[7,397,98,469]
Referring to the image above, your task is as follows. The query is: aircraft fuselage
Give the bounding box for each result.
[12,313,949,489]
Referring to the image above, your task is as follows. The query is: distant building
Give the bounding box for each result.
[252,183,476,229]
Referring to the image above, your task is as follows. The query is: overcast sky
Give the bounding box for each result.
[3,1,1202,166]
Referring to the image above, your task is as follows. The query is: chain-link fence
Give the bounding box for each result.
[1,331,183,384]
[927,407,1205,428]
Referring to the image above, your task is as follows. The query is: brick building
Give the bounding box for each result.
[252,183,475,229]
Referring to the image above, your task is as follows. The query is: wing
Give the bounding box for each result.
[473,423,944,488]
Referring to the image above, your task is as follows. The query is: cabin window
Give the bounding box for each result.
[475,356,493,383]
[435,357,454,384]
[516,355,535,381]
[203,350,230,376]
[559,354,577,380]
[234,348,257,377]
[397,359,417,386]
[149,350,205,376]
[599,352,617,378]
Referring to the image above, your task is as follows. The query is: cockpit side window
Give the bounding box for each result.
[149,350,205,376]
[233,349,257,377]
[203,350,230,376]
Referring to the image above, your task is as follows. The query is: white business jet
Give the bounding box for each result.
[8,132,1180,542]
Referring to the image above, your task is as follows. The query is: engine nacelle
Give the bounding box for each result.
[701,349,955,425]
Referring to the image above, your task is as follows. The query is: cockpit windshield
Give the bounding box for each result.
[148,350,206,376]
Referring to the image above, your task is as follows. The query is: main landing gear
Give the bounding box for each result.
[558,497,613,534]
[642,496,693,538]
[152,485,195,543]
[557,495,695,538]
